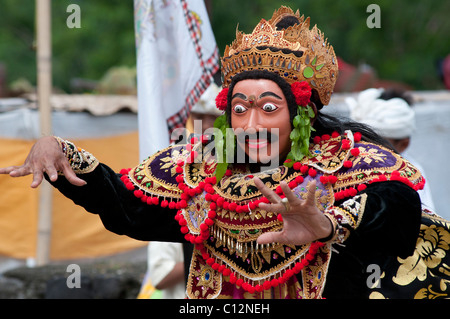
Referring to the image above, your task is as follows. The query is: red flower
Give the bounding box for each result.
[215,88,229,111]
[290,81,312,107]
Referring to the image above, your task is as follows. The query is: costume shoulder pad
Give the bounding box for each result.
[120,144,192,202]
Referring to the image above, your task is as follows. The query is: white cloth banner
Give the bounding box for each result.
[134,0,219,159]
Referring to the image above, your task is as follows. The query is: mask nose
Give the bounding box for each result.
[244,108,263,131]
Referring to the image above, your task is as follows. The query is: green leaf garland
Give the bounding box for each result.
[286,105,315,164]
[213,114,234,182]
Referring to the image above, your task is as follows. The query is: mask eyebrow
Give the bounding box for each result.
[231,93,248,101]
[258,91,283,100]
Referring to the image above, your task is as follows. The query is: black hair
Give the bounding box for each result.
[275,15,302,30]
[313,112,397,151]
[379,88,414,106]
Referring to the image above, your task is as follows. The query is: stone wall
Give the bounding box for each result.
[0,260,146,299]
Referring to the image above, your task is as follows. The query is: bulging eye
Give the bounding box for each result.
[233,104,247,113]
[262,103,278,112]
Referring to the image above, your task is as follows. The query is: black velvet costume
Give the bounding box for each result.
[49,132,450,299]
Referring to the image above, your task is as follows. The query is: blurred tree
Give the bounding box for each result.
[0,0,448,92]
[0,0,135,93]
[210,0,450,90]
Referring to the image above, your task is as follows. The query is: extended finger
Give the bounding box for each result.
[305,180,317,206]
[254,177,280,204]
[279,181,299,203]
[44,164,59,182]
[30,169,44,188]
[9,165,32,177]
[0,165,21,175]
[60,162,87,186]
[257,230,284,245]
[258,202,286,215]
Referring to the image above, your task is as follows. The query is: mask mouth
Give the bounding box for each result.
[236,129,279,150]
[246,138,268,149]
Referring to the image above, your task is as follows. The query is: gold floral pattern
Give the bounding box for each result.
[393,221,450,286]
[370,213,450,299]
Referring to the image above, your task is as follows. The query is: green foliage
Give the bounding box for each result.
[0,0,448,92]
[210,0,450,90]
[286,105,315,163]
[213,114,233,182]
[0,0,135,93]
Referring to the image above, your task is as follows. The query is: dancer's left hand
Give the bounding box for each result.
[253,177,332,246]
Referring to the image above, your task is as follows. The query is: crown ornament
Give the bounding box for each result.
[221,6,338,106]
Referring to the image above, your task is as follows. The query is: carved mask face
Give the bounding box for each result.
[230,79,291,166]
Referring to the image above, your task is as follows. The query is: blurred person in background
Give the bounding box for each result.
[347,88,436,212]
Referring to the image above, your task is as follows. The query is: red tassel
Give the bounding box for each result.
[357,184,367,192]
[119,168,130,175]
[300,165,309,175]
[228,202,237,211]
[328,175,337,184]
[308,168,317,177]
[343,161,353,168]
[263,281,272,290]
[208,210,217,219]
[350,148,360,157]
[293,162,302,171]
[175,166,183,174]
[133,190,143,198]
[178,199,187,208]
[320,176,329,184]
[295,176,304,184]
[169,201,177,209]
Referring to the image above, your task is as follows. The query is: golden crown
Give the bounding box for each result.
[221,6,338,106]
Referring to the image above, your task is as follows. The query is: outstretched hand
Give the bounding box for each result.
[0,136,87,188]
[254,177,332,246]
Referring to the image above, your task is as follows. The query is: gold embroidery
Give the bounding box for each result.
[128,145,190,199]
[338,193,367,229]
[334,141,423,191]
[54,137,99,174]
[393,220,450,287]
[414,284,449,299]
[187,249,222,299]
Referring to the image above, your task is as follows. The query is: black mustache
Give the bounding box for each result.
[235,129,279,143]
